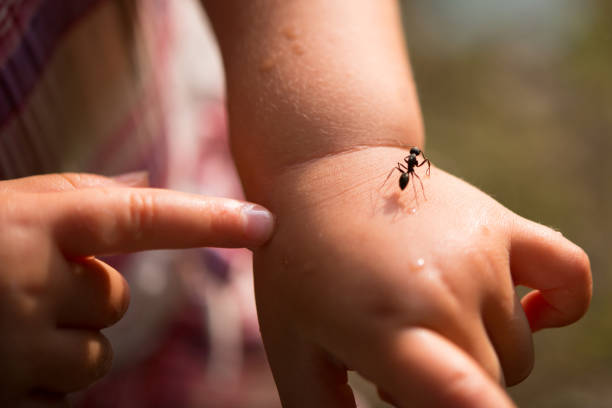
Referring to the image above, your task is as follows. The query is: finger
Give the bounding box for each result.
[39,188,275,255]
[459,321,504,386]
[33,329,112,393]
[417,310,504,385]
[509,217,592,331]
[359,328,516,408]
[0,171,149,193]
[55,257,130,330]
[263,333,357,407]
[397,296,504,385]
[482,290,534,386]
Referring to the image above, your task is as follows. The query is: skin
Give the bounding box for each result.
[0,173,274,407]
[203,0,592,407]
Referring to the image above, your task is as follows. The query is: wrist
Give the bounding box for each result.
[232,118,425,203]
[241,145,430,214]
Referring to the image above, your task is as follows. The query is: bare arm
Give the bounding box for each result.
[203,0,423,200]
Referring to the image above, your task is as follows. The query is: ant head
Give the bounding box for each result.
[410,147,421,156]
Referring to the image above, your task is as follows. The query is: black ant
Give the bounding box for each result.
[383,147,431,197]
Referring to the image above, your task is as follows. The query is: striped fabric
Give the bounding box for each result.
[0,0,169,186]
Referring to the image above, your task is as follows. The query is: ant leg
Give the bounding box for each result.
[379,164,405,190]
[413,171,427,200]
[417,150,431,176]
[410,172,419,205]
[417,159,431,176]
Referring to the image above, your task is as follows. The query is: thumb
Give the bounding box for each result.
[509,217,592,331]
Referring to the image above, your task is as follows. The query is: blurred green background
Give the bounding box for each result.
[393,1,612,407]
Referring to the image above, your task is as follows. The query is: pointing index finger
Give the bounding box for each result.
[43,187,274,256]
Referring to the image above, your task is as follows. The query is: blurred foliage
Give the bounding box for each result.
[392,1,612,407]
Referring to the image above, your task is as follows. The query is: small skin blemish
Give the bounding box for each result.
[292,43,305,56]
[281,25,298,40]
[259,56,276,72]
[280,26,304,56]
[480,225,491,236]
[384,190,419,215]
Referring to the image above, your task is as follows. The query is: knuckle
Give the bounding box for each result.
[460,241,510,302]
[208,201,242,235]
[470,242,508,279]
[423,265,473,318]
[125,191,156,238]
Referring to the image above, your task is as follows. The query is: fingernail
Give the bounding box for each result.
[241,204,275,243]
[111,171,149,187]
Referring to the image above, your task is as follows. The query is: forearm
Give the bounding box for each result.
[203,0,424,199]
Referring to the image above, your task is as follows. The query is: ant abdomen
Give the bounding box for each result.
[399,173,409,190]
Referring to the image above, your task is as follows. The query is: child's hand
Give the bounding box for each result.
[0,173,274,406]
[253,147,591,408]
